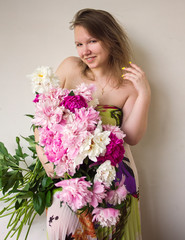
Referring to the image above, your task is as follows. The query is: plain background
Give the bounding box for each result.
[0,0,185,239]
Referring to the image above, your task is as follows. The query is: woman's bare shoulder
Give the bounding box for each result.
[120,80,138,99]
[56,56,81,73]
[55,56,82,87]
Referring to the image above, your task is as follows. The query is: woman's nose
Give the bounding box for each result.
[83,45,91,55]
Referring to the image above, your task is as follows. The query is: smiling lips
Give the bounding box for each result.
[85,56,96,63]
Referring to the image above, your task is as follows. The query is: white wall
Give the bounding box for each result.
[0,0,185,239]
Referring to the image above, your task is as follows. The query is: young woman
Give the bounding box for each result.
[35,8,151,240]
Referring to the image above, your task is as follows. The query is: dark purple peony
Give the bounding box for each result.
[97,133,125,166]
[61,95,88,113]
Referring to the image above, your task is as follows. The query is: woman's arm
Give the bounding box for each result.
[122,63,151,145]
[34,128,54,178]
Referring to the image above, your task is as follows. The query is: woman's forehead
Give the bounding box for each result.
[74,26,95,41]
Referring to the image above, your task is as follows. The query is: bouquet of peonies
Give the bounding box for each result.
[31,66,128,227]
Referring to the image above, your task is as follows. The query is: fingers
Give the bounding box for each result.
[47,172,54,178]
[44,163,55,178]
[122,63,143,75]
[121,62,150,95]
[122,62,145,82]
[129,62,143,73]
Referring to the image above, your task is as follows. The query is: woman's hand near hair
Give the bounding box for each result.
[123,63,151,97]
[34,128,55,178]
[122,63,151,145]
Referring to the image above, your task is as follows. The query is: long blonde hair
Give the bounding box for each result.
[70,8,132,86]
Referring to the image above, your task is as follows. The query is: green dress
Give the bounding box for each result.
[47,105,142,240]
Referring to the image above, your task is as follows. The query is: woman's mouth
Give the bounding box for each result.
[85,56,96,63]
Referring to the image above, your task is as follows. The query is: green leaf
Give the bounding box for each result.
[15,137,28,160]
[28,135,35,141]
[33,192,46,215]
[25,114,34,119]
[15,173,23,187]
[17,191,33,199]
[0,169,8,189]
[16,137,20,145]
[45,191,52,208]
[0,142,9,157]
[35,159,42,170]
[28,147,36,153]
[23,183,30,191]
[0,207,8,215]
[21,135,36,147]
[5,157,18,169]
[2,171,19,194]
[22,153,29,158]
[69,90,75,96]
[15,199,24,210]
[42,177,53,189]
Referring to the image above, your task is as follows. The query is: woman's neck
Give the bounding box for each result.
[90,66,112,83]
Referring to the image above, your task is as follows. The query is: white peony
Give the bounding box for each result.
[94,160,116,187]
[74,121,110,167]
[28,66,60,93]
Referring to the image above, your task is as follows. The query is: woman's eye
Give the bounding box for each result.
[76,43,82,47]
[90,40,96,43]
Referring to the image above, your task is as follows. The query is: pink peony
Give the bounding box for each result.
[32,98,65,128]
[39,87,69,103]
[61,94,88,113]
[39,128,67,164]
[75,107,100,132]
[97,133,125,166]
[39,127,55,146]
[55,177,93,211]
[90,181,107,208]
[92,207,120,227]
[55,157,76,177]
[106,175,127,205]
[44,141,66,164]
[58,123,90,160]
[38,87,62,106]
[74,83,96,102]
[33,87,70,128]
[103,125,126,140]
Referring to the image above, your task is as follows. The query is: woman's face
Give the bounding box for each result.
[74,25,110,70]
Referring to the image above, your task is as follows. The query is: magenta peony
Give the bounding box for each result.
[33,94,40,103]
[97,133,125,166]
[61,95,88,113]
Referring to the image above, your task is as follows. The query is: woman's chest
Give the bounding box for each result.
[63,76,129,109]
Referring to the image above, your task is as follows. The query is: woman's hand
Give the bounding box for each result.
[42,162,55,178]
[123,63,151,97]
[34,128,55,178]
